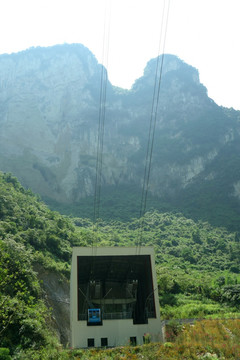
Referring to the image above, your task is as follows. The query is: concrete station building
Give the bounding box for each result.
[70,246,163,348]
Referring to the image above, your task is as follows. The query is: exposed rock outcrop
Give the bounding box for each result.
[1,44,240,225]
[34,264,70,345]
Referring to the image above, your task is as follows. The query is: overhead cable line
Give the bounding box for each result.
[137,0,171,249]
[92,0,111,247]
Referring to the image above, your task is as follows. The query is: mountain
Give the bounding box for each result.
[0,44,240,229]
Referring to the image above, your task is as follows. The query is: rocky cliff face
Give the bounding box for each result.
[1,44,240,227]
[0,44,102,202]
[34,264,70,345]
[0,44,148,203]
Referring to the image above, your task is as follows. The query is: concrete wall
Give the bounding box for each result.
[70,246,163,348]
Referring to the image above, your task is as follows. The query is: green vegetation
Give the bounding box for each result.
[2,319,240,359]
[1,171,240,358]
[72,211,240,320]
[45,170,240,233]
[75,319,240,359]
[0,172,83,357]
[44,184,174,221]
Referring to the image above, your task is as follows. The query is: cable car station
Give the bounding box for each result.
[70,246,163,348]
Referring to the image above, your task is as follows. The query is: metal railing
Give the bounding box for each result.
[78,312,133,321]
[103,312,132,320]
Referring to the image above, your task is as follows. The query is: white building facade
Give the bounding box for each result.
[70,246,163,348]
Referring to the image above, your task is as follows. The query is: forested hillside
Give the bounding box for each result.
[73,212,240,320]
[1,171,240,358]
[0,172,73,356]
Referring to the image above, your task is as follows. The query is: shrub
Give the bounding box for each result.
[0,348,11,360]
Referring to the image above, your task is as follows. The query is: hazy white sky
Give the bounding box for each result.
[1,0,240,110]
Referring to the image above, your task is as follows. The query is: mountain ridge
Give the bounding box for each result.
[0,43,240,229]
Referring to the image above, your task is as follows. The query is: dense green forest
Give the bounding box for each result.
[45,175,240,233]
[0,171,240,359]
